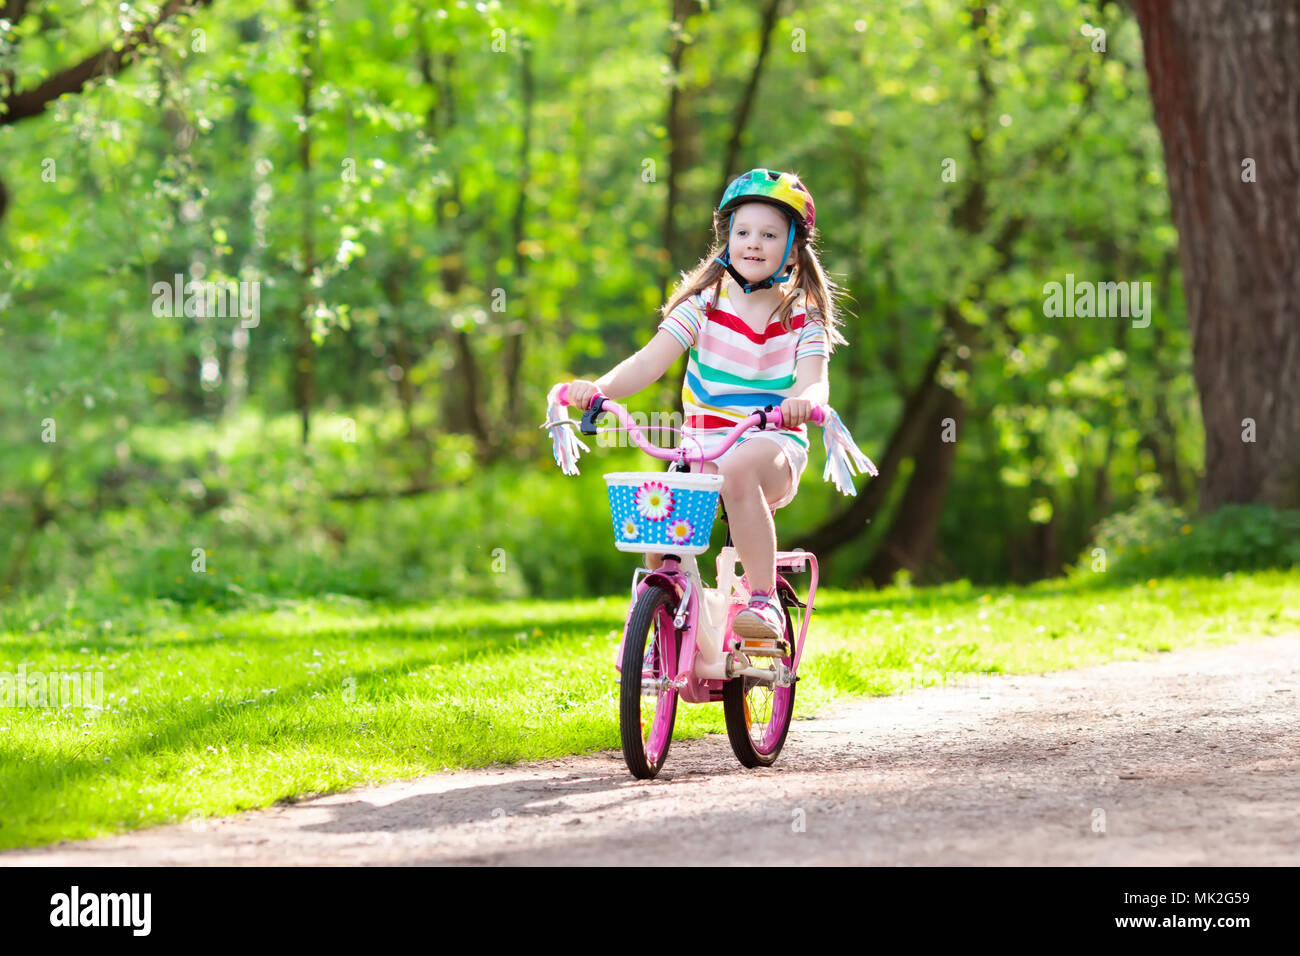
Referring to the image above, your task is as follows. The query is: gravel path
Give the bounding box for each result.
[5,635,1299,866]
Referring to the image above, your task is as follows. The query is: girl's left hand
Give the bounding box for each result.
[780,397,813,428]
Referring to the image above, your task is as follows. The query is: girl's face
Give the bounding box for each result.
[727,202,795,282]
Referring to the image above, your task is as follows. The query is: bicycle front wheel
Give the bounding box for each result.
[619,584,680,779]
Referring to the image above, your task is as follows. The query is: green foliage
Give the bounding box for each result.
[1076,498,1300,580]
[0,0,1243,600]
[1,407,687,605]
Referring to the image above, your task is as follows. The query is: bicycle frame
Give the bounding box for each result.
[615,547,819,704]
[556,385,822,703]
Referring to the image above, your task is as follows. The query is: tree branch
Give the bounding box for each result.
[2,0,214,127]
[717,0,782,188]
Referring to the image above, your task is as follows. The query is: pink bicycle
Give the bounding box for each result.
[543,384,876,779]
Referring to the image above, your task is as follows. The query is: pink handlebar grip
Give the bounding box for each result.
[556,382,605,410]
[764,405,828,429]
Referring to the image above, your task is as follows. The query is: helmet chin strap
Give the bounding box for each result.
[713,212,797,294]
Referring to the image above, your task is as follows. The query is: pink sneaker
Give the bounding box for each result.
[732,588,786,643]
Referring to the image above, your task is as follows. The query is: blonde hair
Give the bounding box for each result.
[660,202,850,352]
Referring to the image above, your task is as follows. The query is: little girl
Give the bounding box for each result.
[563,169,849,643]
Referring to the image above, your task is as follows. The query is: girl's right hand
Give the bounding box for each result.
[564,379,600,410]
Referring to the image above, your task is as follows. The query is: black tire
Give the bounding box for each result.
[723,586,797,768]
[619,584,680,779]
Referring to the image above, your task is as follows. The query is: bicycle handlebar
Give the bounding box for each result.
[555,383,827,464]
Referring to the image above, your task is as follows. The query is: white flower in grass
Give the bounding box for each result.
[635,481,673,520]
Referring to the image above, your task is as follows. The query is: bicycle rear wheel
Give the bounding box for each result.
[723,587,796,767]
[619,584,680,779]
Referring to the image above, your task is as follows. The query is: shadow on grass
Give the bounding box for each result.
[809,573,1228,619]
[0,640,619,850]
[0,606,627,660]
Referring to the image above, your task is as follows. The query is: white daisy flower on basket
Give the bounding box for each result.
[635,481,673,521]
[620,518,639,540]
[667,519,694,545]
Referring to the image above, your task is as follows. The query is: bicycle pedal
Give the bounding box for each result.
[734,636,790,658]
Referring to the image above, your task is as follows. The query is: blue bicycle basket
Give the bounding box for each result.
[603,472,724,555]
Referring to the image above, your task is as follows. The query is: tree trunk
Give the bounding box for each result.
[660,0,780,421]
[856,1,992,583]
[1134,0,1300,509]
[293,0,316,445]
[661,0,706,421]
[416,24,491,457]
[866,380,966,586]
[794,342,949,557]
[381,266,422,445]
[1,470,59,595]
[662,0,704,291]
[800,0,1102,572]
[502,38,535,433]
[440,232,491,456]
[224,15,263,419]
[717,0,783,193]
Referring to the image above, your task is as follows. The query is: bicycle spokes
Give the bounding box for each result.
[640,608,674,755]
[744,678,776,739]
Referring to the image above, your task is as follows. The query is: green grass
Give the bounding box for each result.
[1,569,1297,851]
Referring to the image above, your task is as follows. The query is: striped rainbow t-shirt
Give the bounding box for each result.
[658,281,830,452]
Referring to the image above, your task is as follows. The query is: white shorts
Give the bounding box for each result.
[676,429,809,511]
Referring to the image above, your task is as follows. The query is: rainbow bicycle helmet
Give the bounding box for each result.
[715,169,816,293]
